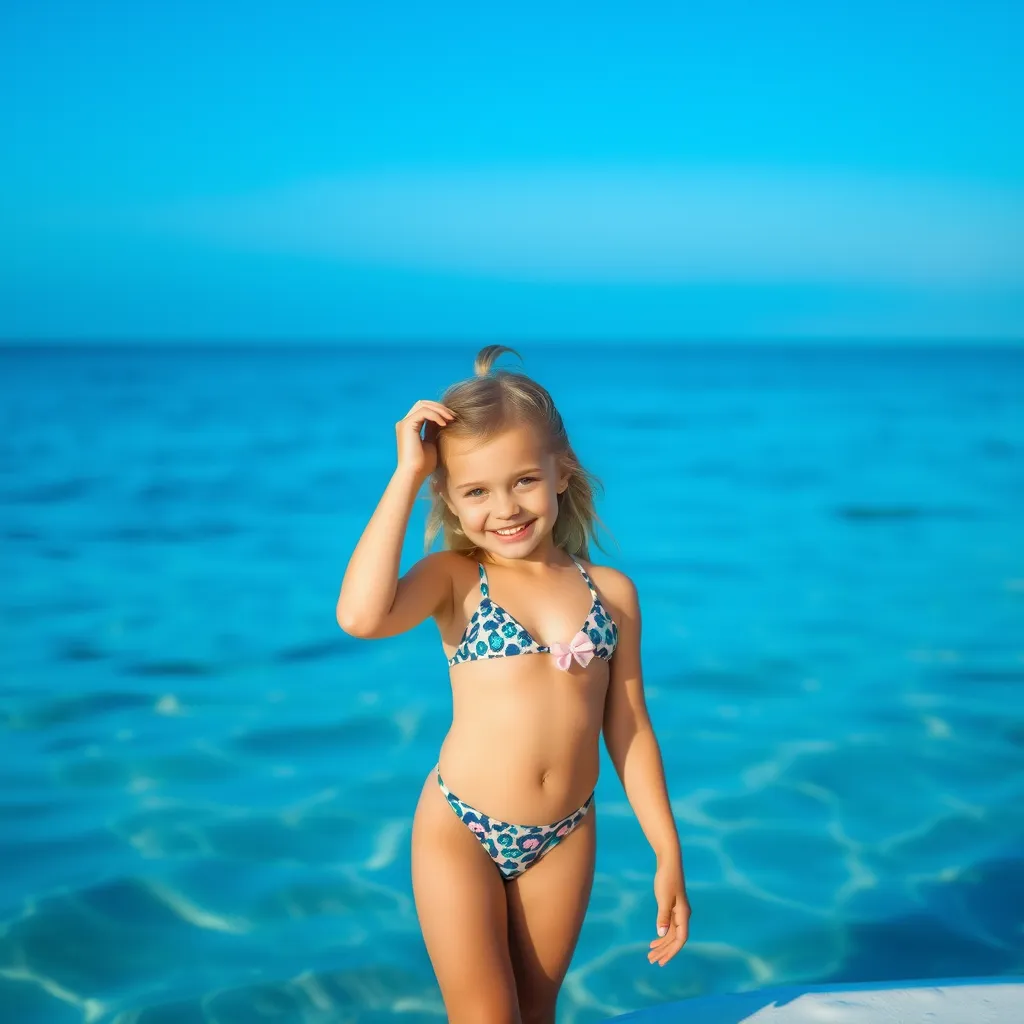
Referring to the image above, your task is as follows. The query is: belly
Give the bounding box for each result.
[437,658,609,825]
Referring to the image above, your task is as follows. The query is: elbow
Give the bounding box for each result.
[602,717,643,769]
[336,605,372,638]
[602,725,622,768]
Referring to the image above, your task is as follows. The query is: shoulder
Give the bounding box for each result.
[428,548,482,588]
[578,559,639,616]
[413,550,480,629]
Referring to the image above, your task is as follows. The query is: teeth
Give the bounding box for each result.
[494,522,531,536]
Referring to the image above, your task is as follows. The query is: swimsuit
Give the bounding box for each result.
[447,556,619,668]
[438,556,618,879]
[436,765,593,881]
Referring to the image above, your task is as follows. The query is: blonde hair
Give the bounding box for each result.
[424,345,615,560]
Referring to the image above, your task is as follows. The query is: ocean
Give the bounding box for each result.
[2,342,1022,1022]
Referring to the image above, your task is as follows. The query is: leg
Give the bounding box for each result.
[505,799,597,1024]
[411,770,521,1024]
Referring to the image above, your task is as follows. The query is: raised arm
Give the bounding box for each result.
[336,399,457,638]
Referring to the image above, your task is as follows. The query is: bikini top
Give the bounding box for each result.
[447,557,619,670]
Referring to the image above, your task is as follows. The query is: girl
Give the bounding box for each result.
[337,345,690,1023]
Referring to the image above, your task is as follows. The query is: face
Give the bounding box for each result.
[439,422,570,562]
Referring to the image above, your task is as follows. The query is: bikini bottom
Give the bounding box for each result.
[435,763,593,881]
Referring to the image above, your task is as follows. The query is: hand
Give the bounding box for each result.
[648,858,691,967]
[395,400,457,483]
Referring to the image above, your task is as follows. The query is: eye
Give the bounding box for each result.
[517,476,537,485]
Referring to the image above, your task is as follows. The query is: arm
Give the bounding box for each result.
[336,398,457,639]
[335,466,453,639]
[602,572,680,861]
[602,571,690,965]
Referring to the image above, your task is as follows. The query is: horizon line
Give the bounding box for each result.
[3,336,1023,349]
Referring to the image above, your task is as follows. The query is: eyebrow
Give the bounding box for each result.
[455,467,543,490]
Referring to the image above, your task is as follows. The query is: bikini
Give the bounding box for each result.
[448,556,619,668]
[437,556,619,880]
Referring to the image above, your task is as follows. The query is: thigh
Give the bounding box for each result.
[411,770,521,1024]
[505,801,597,1024]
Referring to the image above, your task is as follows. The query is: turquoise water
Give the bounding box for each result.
[2,343,1022,1022]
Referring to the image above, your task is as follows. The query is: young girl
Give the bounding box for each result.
[337,345,690,1023]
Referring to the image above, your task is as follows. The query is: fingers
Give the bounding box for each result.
[647,901,690,966]
[399,400,457,430]
[394,400,458,478]
[646,926,684,966]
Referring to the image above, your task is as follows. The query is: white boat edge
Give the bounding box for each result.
[605,975,1024,1022]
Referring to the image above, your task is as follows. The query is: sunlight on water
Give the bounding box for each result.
[1,343,1022,1022]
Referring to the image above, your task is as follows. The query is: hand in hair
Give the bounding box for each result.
[396,399,457,483]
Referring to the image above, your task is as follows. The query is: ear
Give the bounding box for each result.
[556,463,571,495]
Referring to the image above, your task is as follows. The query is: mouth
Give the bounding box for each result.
[490,519,536,540]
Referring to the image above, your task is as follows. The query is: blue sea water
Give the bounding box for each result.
[1,342,1022,1023]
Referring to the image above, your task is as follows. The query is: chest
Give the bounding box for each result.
[484,594,596,650]
[440,561,619,668]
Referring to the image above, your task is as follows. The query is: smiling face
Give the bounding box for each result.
[439,421,570,563]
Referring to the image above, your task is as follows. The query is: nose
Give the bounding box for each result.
[493,491,521,519]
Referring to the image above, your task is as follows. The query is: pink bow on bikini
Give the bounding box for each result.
[550,631,595,671]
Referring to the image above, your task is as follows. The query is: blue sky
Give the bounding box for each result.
[2,1,1022,342]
